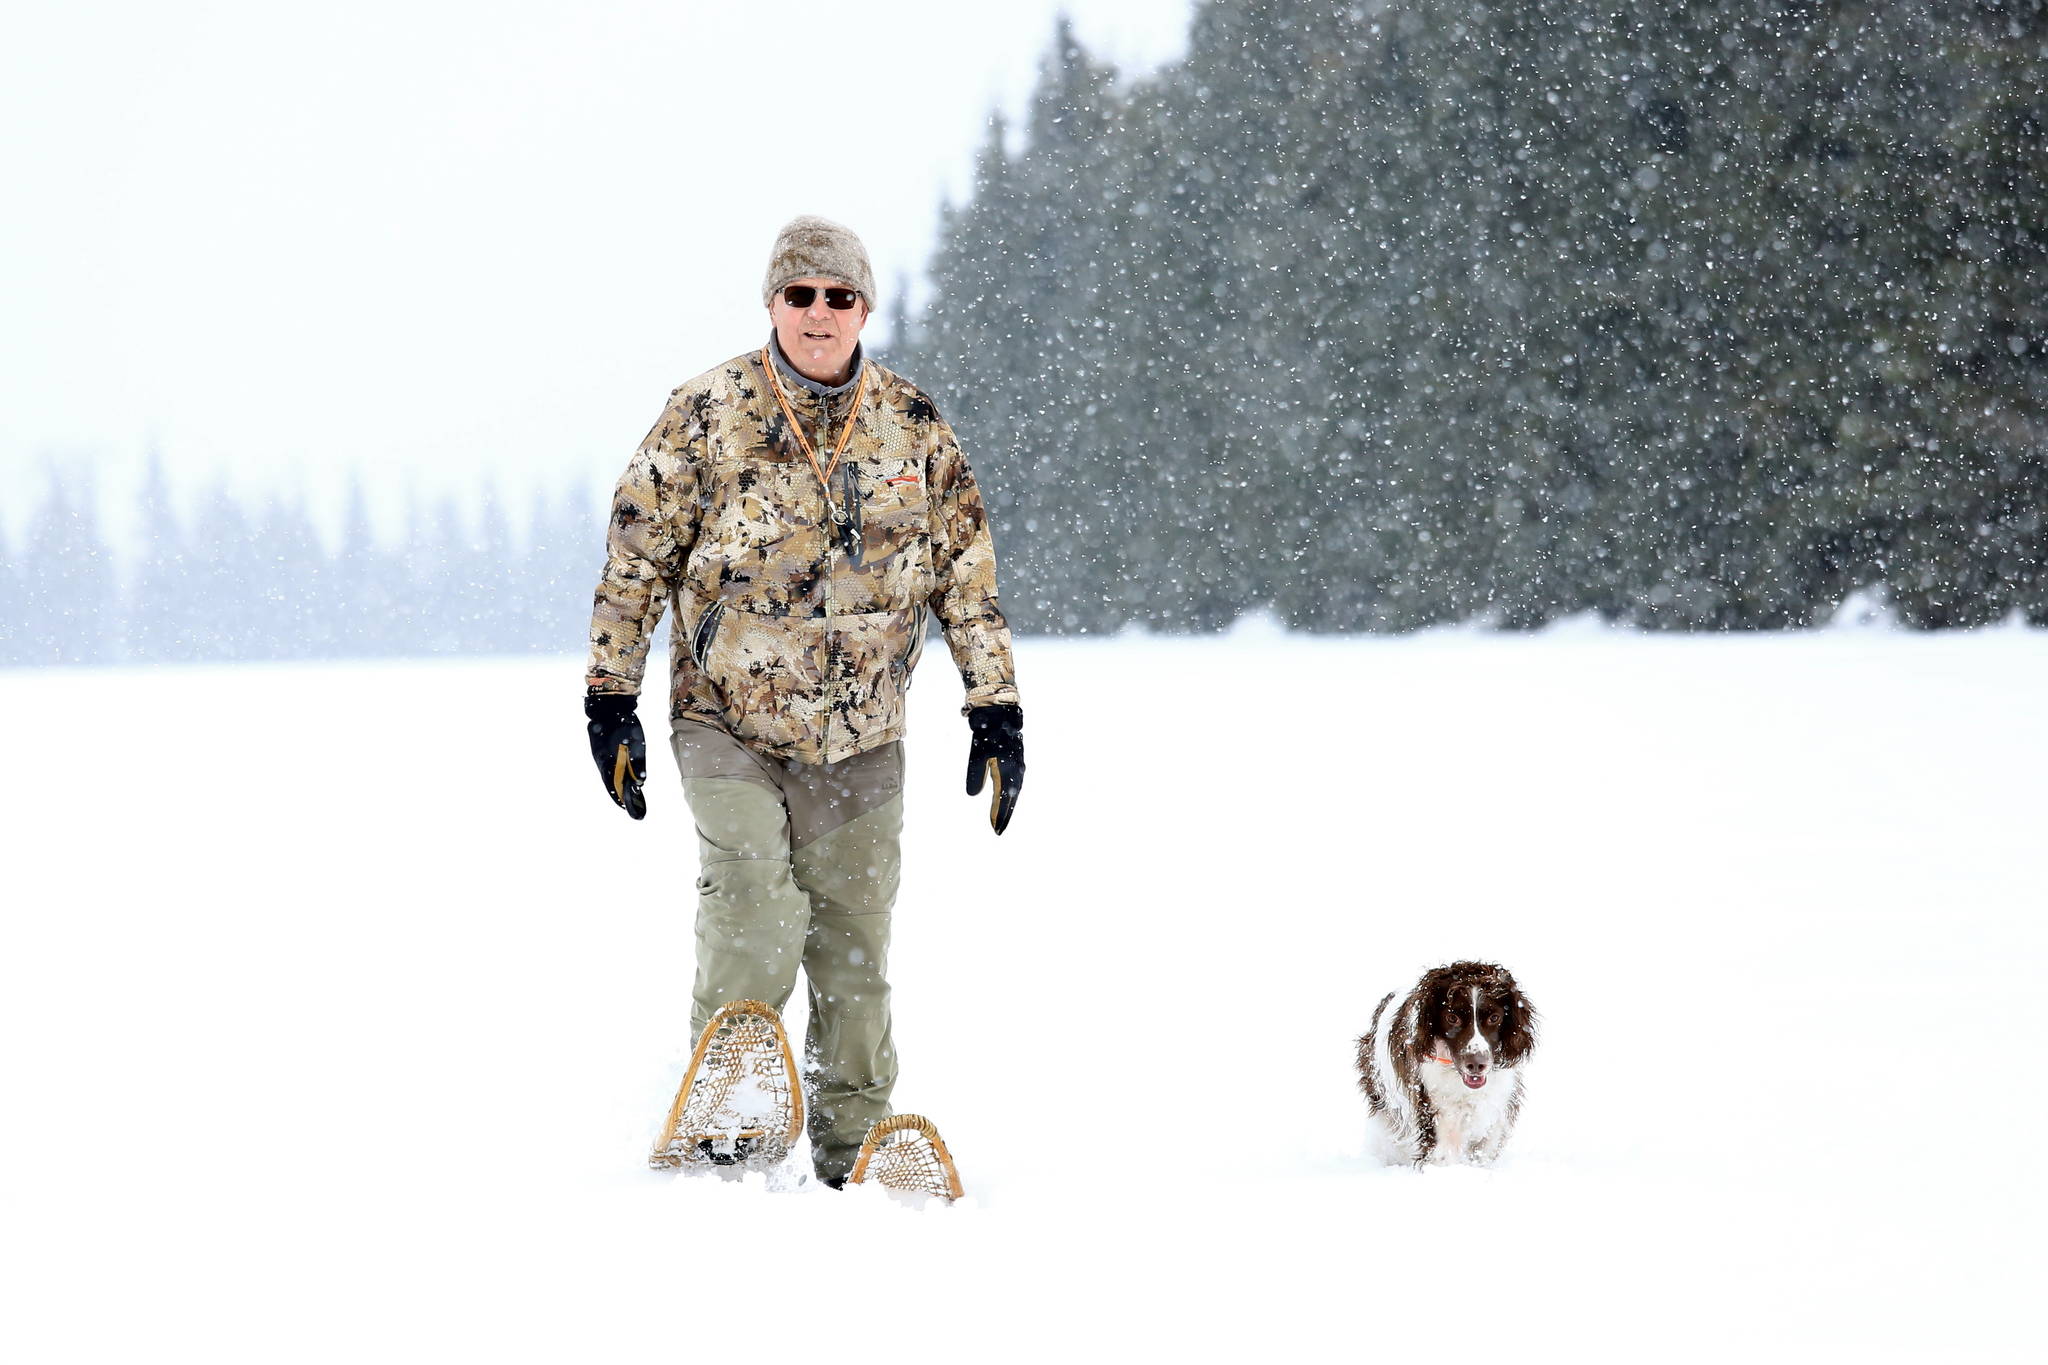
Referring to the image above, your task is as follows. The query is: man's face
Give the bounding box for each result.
[771,276,869,385]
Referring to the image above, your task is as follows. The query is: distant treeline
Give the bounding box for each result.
[898,0,2048,631]
[0,457,611,666]
[7,1,2045,669]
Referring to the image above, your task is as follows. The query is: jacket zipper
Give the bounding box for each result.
[838,461,864,566]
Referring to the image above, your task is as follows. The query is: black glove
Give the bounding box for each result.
[584,691,647,820]
[965,703,1023,835]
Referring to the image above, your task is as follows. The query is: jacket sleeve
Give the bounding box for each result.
[925,416,1020,712]
[585,391,701,696]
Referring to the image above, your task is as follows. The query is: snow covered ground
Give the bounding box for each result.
[4,623,2042,1360]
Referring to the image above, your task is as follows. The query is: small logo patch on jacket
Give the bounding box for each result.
[885,475,921,486]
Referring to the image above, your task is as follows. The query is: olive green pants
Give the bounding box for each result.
[671,721,901,1182]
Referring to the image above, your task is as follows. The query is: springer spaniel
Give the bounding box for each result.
[1357,961,1537,1166]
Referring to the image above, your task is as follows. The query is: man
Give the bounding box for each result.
[582,215,1024,1187]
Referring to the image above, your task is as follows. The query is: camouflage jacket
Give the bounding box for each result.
[586,345,1019,764]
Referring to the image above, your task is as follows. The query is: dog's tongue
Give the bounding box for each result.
[1462,1072,1487,1090]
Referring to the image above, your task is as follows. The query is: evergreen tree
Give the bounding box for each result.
[18,469,114,664]
[253,491,328,659]
[0,518,23,666]
[125,450,189,661]
[335,475,395,657]
[185,483,266,660]
[398,492,466,656]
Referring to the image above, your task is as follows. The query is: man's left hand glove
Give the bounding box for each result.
[585,691,647,820]
[965,704,1023,835]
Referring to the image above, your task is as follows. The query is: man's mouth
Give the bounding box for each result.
[1461,1071,1487,1090]
[802,330,834,341]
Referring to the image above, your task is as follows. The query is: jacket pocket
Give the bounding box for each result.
[690,600,727,668]
[847,458,933,607]
[830,605,920,747]
[699,607,835,757]
[867,458,929,517]
[894,606,927,682]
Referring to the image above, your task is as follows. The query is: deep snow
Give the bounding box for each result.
[3,623,2041,1360]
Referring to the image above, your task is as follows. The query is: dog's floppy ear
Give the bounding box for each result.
[1407,965,1453,1059]
[1495,970,1538,1066]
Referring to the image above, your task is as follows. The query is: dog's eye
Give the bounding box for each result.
[1485,1010,1503,1027]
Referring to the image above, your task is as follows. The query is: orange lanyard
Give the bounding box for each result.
[760,346,870,498]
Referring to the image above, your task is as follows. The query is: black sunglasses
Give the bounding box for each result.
[781,285,861,310]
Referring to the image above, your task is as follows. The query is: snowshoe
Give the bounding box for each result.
[846,1114,964,1202]
[649,999,803,1172]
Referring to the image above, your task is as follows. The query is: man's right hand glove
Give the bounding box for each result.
[965,703,1024,835]
[584,691,647,820]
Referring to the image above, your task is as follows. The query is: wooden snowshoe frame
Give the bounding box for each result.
[847,1114,964,1202]
[649,999,804,1170]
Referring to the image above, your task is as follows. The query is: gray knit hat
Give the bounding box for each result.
[762,214,877,311]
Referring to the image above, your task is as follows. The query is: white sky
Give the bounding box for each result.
[1,0,1193,544]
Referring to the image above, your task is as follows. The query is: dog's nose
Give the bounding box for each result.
[1461,1056,1488,1076]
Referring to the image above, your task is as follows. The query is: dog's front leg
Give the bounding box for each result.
[1411,1096,1439,1166]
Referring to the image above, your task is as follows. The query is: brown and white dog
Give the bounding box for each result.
[1356,961,1538,1166]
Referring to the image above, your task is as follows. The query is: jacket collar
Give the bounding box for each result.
[767,331,865,399]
